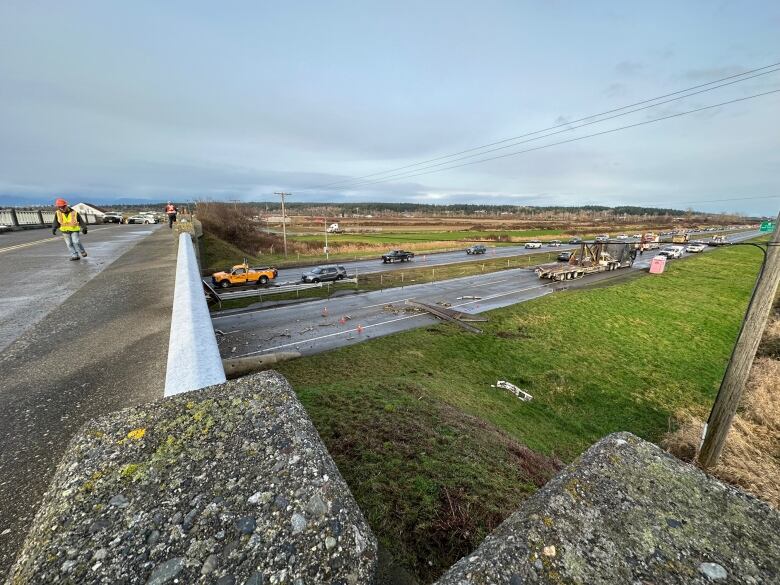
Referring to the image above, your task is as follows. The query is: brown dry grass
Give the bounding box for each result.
[663,310,780,508]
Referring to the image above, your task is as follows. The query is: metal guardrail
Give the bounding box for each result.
[165,233,227,397]
[215,278,358,301]
[0,208,99,228]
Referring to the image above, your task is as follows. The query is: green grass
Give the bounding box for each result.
[274,243,763,581]
[201,233,262,270]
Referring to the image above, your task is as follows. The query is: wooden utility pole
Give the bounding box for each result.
[274,192,290,258]
[699,211,780,468]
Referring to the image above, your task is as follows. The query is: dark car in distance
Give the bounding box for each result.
[301,265,347,283]
[466,244,487,254]
[557,251,573,262]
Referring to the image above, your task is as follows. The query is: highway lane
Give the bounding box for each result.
[213,230,761,360]
[0,224,162,353]
[205,228,751,287]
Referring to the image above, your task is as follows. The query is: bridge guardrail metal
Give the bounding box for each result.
[0,208,100,229]
[165,233,227,397]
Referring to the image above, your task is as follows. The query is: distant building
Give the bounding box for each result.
[72,202,107,217]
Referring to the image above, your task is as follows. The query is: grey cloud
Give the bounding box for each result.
[603,83,627,98]
[615,61,644,76]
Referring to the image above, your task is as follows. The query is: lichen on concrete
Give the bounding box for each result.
[435,432,780,584]
[7,371,377,584]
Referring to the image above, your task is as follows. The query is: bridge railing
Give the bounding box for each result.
[165,232,226,397]
[0,209,100,228]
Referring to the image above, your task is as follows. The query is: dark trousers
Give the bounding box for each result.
[168,213,177,228]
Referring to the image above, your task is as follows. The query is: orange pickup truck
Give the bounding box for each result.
[211,262,278,288]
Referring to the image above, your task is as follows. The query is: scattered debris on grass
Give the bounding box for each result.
[492,380,533,402]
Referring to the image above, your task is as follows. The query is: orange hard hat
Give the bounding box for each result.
[55,198,68,207]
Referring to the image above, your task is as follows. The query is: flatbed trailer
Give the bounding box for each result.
[535,241,634,281]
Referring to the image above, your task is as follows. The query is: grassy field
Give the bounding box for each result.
[273,243,763,581]
[201,228,572,270]
[291,228,567,244]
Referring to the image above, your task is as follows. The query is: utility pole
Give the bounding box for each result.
[699,211,780,468]
[324,218,329,261]
[274,192,290,258]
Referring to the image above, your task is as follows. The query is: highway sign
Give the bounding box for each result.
[760,221,775,232]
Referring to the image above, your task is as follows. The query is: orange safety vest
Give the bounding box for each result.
[56,209,80,232]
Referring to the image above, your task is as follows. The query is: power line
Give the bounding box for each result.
[332,69,780,189]
[313,61,780,190]
[332,88,780,189]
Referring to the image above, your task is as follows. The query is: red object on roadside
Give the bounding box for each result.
[649,256,667,274]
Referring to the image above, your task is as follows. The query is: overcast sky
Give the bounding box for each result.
[1,1,778,215]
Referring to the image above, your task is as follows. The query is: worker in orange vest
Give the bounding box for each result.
[52,198,88,261]
[165,201,178,228]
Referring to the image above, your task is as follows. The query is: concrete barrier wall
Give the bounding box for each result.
[435,433,780,584]
[7,372,378,584]
[164,232,226,397]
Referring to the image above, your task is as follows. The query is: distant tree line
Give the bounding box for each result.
[238,201,748,220]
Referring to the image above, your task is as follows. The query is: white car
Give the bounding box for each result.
[686,244,706,253]
[547,240,562,247]
[127,215,157,224]
[525,241,542,249]
[659,246,685,259]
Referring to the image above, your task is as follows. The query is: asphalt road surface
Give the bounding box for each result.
[0,224,160,353]
[0,227,176,578]
[214,230,761,360]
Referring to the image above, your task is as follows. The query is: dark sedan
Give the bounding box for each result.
[301,265,347,283]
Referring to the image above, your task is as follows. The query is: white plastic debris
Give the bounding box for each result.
[492,380,533,402]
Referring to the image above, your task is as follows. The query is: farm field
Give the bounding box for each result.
[273,242,763,581]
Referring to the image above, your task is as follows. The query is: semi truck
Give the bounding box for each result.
[535,241,635,281]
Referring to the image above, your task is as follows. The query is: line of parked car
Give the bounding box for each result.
[102,211,161,224]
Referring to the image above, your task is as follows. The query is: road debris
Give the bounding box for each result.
[406,300,483,333]
[298,326,314,334]
[492,380,533,402]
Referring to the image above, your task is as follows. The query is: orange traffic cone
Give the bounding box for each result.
[357,324,364,334]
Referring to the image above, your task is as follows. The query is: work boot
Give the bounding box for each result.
[69,256,80,261]
[81,251,88,257]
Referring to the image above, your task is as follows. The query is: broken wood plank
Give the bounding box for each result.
[405,300,483,333]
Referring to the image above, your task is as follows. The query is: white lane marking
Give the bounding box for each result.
[232,282,553,358]
[234,313,428,357]
[363,297,414,309]
[0,227,112,254]
[0,236,59,253]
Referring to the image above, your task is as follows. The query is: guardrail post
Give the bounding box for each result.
[165,233,226,397]
[36,210,44,225]
[10,209,19,227]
